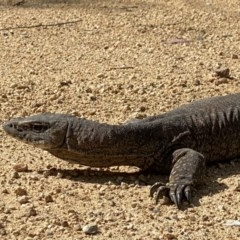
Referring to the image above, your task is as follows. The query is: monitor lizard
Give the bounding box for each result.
[3,93,240,208]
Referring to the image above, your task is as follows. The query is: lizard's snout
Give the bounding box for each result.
[2,121,14,132]
[3,120,21,135]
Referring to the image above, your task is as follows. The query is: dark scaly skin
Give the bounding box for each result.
[3,93,240,208]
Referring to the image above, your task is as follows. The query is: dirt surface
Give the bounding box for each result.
[0,0,240,239]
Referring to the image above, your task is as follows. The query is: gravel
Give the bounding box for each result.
[0,0,240,239]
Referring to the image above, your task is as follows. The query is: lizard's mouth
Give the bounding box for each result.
[3,119,24,137]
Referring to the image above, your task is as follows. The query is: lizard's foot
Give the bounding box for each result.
[150,181,193,208]
[150,148,205,208]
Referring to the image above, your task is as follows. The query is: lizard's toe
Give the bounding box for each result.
[155,185,169,204]
[150,182,170,204]
[150,182,165,197]
[169,183,194,208]
[150,182,194,208]
[169,184,185,208]
[150,182,169,203]
[184,185,192,202]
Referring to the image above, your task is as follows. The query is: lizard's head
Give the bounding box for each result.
[3,113,70,149]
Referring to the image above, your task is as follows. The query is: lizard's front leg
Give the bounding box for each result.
[150,148,206,208]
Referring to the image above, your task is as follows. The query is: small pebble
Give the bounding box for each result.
[193,79,201,86]
[61,220,69,227]
[82,223,98,235]
[218,205,226,211]
[214,67,230,78]
[225,220,240,226]
[138,106,146,112]
[97,73,105,78]
[12,171,20,179]
[58,81,72,87]
[163,233,177,239]
[231,54,238,59]
[168,38,190,44]
[120,182,129,189]
[15,187,27,196]
[2,189,9,194]
[13,164,28,172]
[162,196,172,205]
[25,207,37,217]
[233,181,240,192]
[129,112,147,120]
[73,224,82,231]
[215,78,228,85]
[45,194,54,203]
[131,202,138,208]
[18,196,29,204]
[0,229,7,236]
[3,208,11,214]
[89,95,97,101]
[56,172,64,178]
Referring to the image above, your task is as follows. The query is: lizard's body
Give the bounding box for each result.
[3,93,240,207]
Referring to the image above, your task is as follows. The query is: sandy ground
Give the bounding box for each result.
[0,0,240,239]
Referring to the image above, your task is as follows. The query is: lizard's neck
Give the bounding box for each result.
[47,118,161,168]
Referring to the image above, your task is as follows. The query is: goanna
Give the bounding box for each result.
[3,93,240,208]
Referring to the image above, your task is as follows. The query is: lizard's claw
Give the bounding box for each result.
[183,185,192,202]
[150,182,194,208]
[150,182,169,203]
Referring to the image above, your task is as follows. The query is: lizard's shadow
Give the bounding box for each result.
[191,160,240,206]
[43,160,240,205]
[200,160,240,194]
[43,166,149,185]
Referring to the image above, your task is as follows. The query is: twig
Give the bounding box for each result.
[108,66,134,70]
[0,19,82,31]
